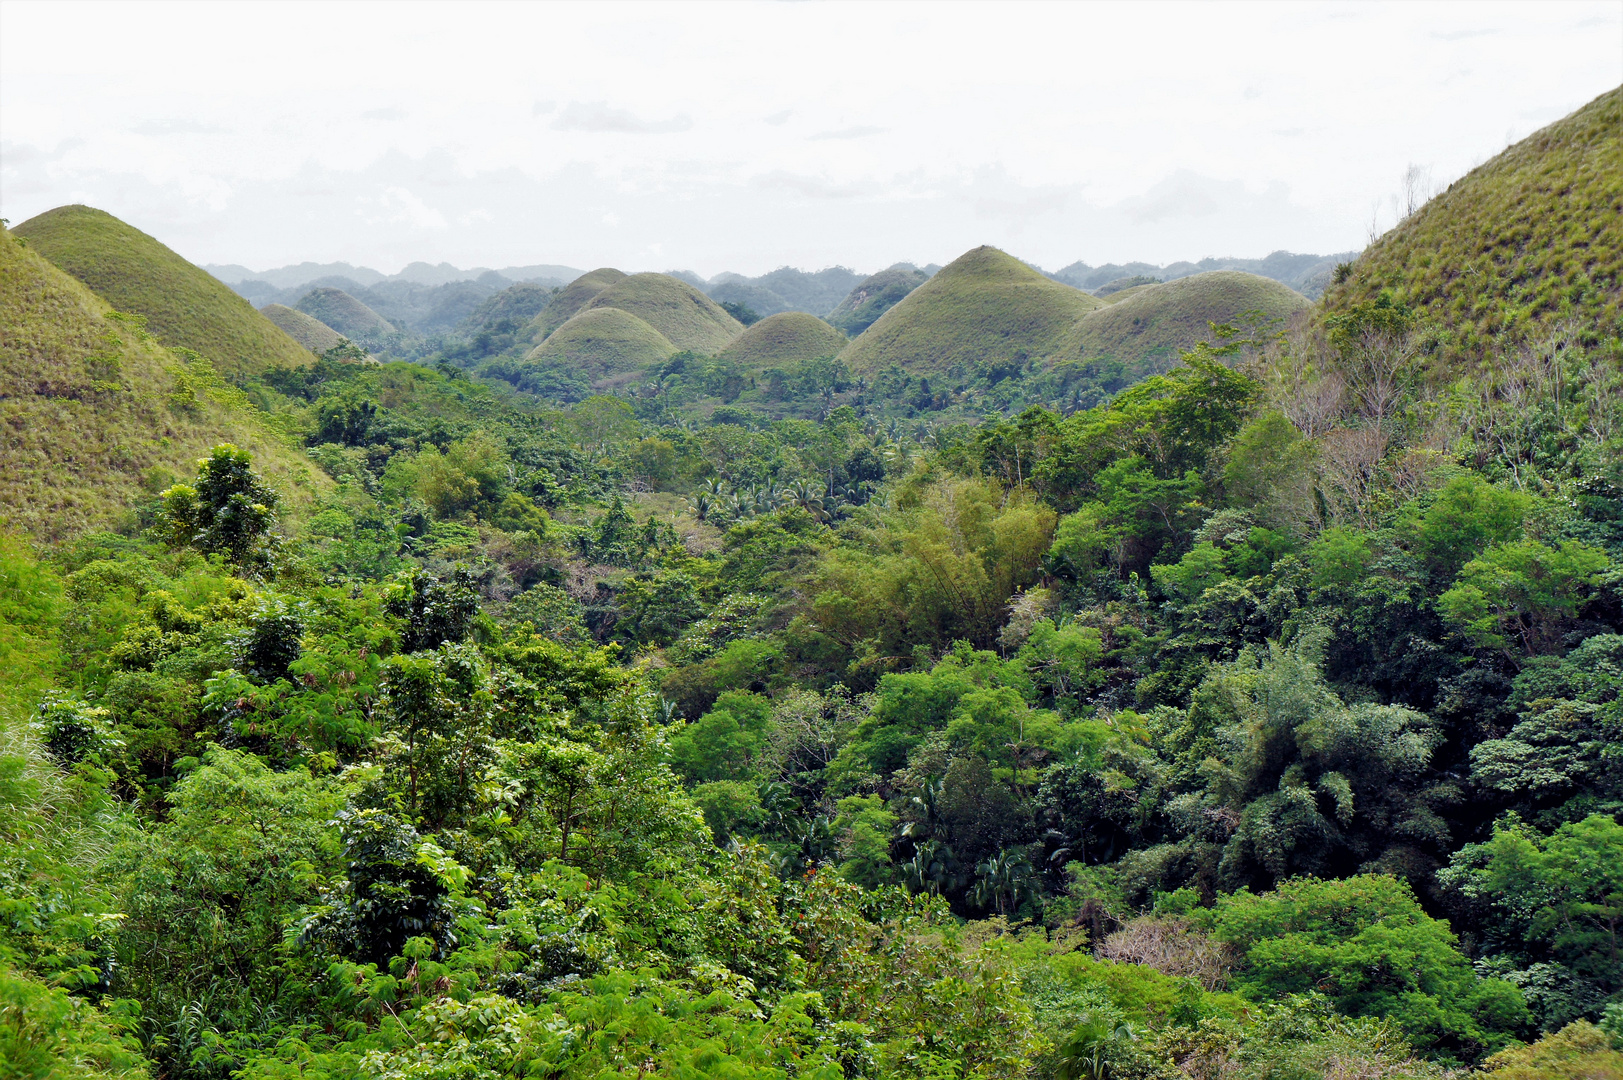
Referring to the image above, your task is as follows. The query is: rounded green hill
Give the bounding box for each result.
[1318,85,1621,371]
[582,272,744,354]
[837,246,1102,376]
[719,312,846,367]
[1056,271,1311,371]
[524,307,676,377]
[0,227,327,541]
[531,267,627,341]
[12,205,313,377]
[828,267,927,335]
[294,287,394,338]
[260,304,344,353]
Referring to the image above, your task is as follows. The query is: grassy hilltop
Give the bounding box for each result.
[582,272,744,354]
[0,227,325,540]
[719,311,847,368]
[294,286,395,338]
[13,205,314,378]
[260,303,343,353]
[1057,270,1311,373]
[1319,84,1622,370]
[525,306,677,379]
[531,267,628,340]
[838,246,1103,376]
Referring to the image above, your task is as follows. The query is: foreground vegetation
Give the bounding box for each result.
[3,87,1622,1080]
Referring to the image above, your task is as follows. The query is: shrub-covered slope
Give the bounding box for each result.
[828,267,928,335]
[13,205,314,378]
[524,306,676,377]
[0,227,325,541]
[583,272,744,354]
[461,283,554,335]
[1056,271,1312,371]
[260,303,343,354]
[294,287,395,338]
[1319,84,1622,369]
[719,312,847,367]
[838,246,1102,376]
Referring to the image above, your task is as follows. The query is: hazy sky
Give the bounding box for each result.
[2,1,1618,278]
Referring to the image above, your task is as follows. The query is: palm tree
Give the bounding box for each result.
[1055,1015,1136,1080]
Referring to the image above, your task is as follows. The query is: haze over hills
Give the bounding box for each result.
[13,205,315,378]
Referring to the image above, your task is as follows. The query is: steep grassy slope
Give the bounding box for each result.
[1319,85,1622,369]
[260,304,343,353]
[583,273,744,354]
[294,287,394,337]
[0,228,326,542]
[838,246,1102,376]
[719,312,847,367]
[532,268,627,341]
[1057,271,1311,370]
[828,267,927,335]
[462,283,553,335]
[13,205,313,378]
[524,307,676,377]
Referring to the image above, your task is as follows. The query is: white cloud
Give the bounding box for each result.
[1,0,1616,275]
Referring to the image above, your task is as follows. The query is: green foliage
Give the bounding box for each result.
[156,445,281,571]
[1208,874,1528,1055]
[1438,539,1610,656]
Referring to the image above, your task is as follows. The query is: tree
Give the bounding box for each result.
[384,567,481,653]
[1438,540,1610,657]
[157,444,280,570]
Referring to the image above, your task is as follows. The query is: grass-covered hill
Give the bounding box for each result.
[294,287,395,338]
[1056,270,1312,371]
[523,306,676,378]
[827,266,928,335]
[1318,84,1622,371]
[461,283,554,336]
[718,311,847,367]
[0,227,325,541]
[583,272,744,354]
[12,205,314,378]
[838,246,1103,376]
[260,303,343,353]
[532,267,628,340]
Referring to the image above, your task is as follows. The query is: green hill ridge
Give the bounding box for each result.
[463,283,553,335]
[260,303,343,353]
[719,312,846,367]
[524,306,676,378]
[0,227,326,542]
[294,287,394,338]
[13,205,314,378]
[828,267,928,335]
[531,267,627,341]
[1056,271,1312,371]
[582,272,744,354]
[1319,84,1622,370]
[838,246,1103,376]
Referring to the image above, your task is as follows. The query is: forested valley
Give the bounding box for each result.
[1,88,1620,1080]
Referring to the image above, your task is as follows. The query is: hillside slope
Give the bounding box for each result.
[532,267,627,341]
[719,312,847,367]
[13,205,314,378]
[294,287,394,338]
[838,246,1102,376]
[524,307,676,378]
[260,304,343,353]
[0,228,326,542]
[1056,271,1311,371]
[583,273,744,354]
[1318,84,1622,369]
[828,267,928,335]
[462,283,553,335]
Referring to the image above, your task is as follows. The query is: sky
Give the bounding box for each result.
[1,0,1619,279]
